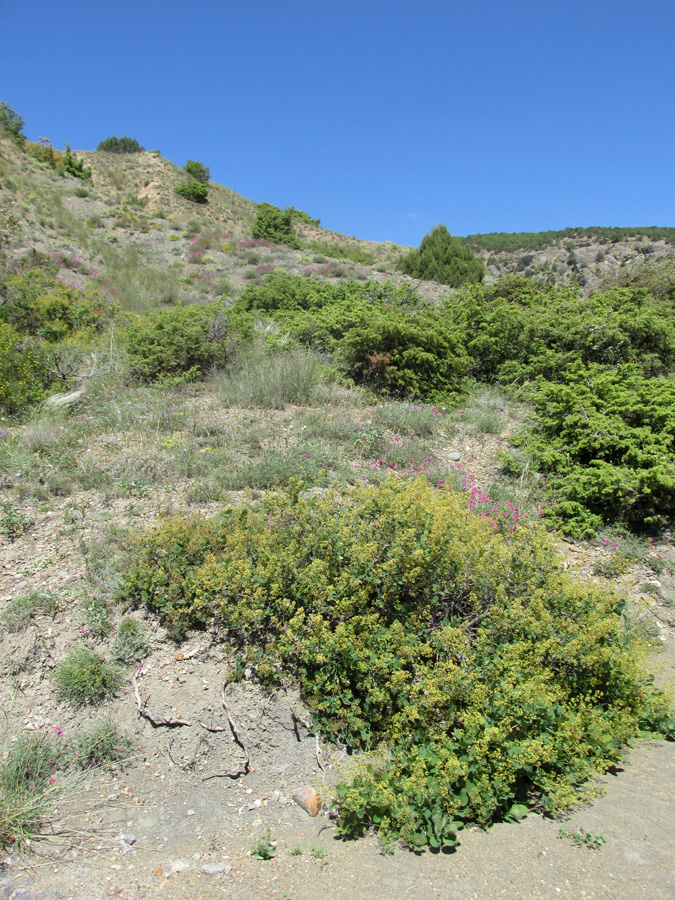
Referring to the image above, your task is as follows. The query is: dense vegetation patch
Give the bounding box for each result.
[0,265,115,415]
[252,203,301,248]
[97,136,145,153]
[397,224,484,286]
[123,477,673,849]
[512,363,675,536]
[174,181,208,204]
[236,272,470,402]
[124,302,238,383]
[184,159,210,183]
[462,226,675,253]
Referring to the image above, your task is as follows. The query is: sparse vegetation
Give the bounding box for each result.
[112,617,149,664]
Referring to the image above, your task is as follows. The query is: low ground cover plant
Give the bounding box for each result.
[123,477,674,849]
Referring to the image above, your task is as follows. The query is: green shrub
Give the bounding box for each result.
[0,323,50,416]
[513,362,675,535]
[184,159,210,183]
[251,203,300,248]
[398,224,484,286]
[122,477,673,848]
[288,206,320,226]
[25,138,62,170]
[97,136,144,153]
[53,648,122,706]
[63,145,91,181]
[0,268,113,343]
[174,181,208,204]
[112,618,149,664]
[0,102,25,144]
[125,302,233,382]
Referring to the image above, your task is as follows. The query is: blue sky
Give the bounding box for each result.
[3,0,674,245]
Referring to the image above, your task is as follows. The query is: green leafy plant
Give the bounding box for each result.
[559,826,606,851]
[251,828,275,860]
[184,159,210,183]
[289,843,302,856]
[125,302,234,382]
[0,102,25,143]
[310,846,326,860]
[122,477,673,849]
[62,145,91,181]
[0,500,34,541]
[174,181,208,204]
[53,648,122,706]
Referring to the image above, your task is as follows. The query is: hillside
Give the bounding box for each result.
[1,118,675,900]
[1,132,674,303]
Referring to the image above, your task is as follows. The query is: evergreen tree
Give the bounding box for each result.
[398,224,484,286]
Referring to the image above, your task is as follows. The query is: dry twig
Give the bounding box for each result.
[132,672,192,727]
[200,680,250,780]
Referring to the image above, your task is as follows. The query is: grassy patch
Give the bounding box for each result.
[53,648,122,706]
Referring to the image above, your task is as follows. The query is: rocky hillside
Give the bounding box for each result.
[473,231,675,294]
[2,132,673,304]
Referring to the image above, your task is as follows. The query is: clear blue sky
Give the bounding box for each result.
[3,0,673,245]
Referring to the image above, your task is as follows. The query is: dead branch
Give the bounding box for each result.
[200,680,249,781]
[133,672,192,728]
[292,708,325,778]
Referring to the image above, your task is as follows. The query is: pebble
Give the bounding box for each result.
[201,863,232,876]
[121,834,137,845]
[447,451,461,461]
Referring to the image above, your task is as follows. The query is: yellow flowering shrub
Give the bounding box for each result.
[122,477,674,849]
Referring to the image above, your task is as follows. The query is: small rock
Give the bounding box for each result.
[447,451,461,462]
[169,859,190,873]
[201,863,232,876]
[186,809,196,817]
[175,652,184,661]
[121,833,136,845]
[292,785,321,817]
